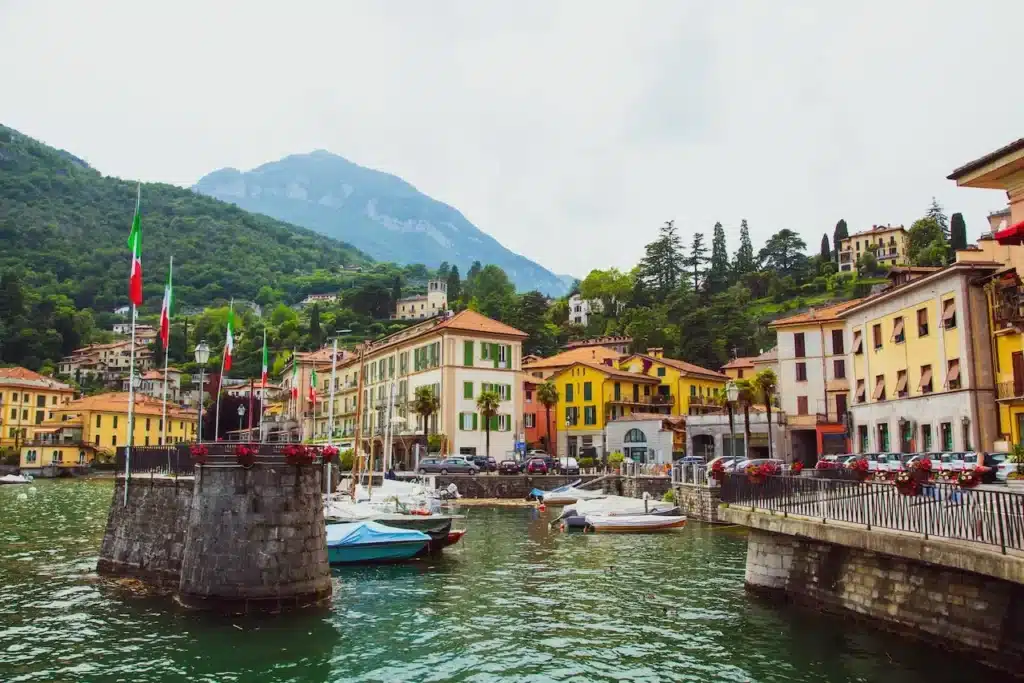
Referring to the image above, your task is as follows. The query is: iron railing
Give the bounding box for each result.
[116,445,194,476]
[672,463,709,486]
[719,473,1024,554]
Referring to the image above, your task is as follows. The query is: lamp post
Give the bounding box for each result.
[194,341,210,443]
[726,381,739,464]
[326,329,351,501]
[564,418,571,477]
[237,404,246,436]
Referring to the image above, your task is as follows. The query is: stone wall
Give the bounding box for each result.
[745,528,1024,669]
[672,484,721,523]
[622,475,672,501]
[433,474,620,499]
[178,465,332,613]
[97,477,193,588]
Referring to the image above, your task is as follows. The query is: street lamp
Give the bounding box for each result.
[564,418,571,476]
[194,340,210,443]
[726,381,739,463]
[237,404,246,436]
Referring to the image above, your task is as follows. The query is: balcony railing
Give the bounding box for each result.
[997,380,1024,401]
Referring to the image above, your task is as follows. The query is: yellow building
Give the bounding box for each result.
[616,348,729,416]
[839,262,1000,454]
[0,367,75,451]
[549,361,662,459]
[984,269,1024,446]
[720,356,756,380]
[19,392,197,474]
[837,224,910,273]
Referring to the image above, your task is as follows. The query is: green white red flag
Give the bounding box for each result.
[223,304,235,372]
[127,185,143,306]
[159,256,173,349]
[261,330,268,387]
[291,351,298,399]
[309,367,318,404]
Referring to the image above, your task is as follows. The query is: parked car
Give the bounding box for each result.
[732,458,785,472]
[525,457,549,474]
[554,457,580,475]
[963,452,1005,483]
[498,459,521,475]
[469,455,497,472]
[417,457,444,474]
[705,456,736,471]
[433,457,479,475]
[675,456,704,466]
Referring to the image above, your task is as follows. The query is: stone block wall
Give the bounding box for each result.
[746,529,1024,667]
[97,477,193,588]
[622,476,672,501]
[673,484,721,523]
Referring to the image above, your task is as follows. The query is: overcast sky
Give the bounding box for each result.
[2,1,1022,277]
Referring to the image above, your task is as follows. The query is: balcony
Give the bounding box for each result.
[608,395,674,408]
[839,250,853,264]
[997,380,1024,402]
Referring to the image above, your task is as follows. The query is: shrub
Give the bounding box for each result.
[662,489,675,503]
[339,448,354,471]
[607,451,624,467]
[578,457,595,469]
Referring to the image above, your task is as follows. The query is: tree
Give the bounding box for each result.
[753,369,778,459]
[856,249,883,277]
[446,265,461,306]
[437,261,450,278]
[758,229,807,275]
[536,381,558,452]
[476,390,501,460]
[413,385,440,451]
[390,275,403,309]
[464,261,483,299]
[926,197,950,240]
[309,304,321,347]
[638,220,684,295]
[907,215,948,266]
[735,379,755,459]
[732,219,756,276]
[579,268,632,318]
[473,265,515,319]
[951,212,968,251]
[833,219,849,258]
[684,232,709,292]
[819,234,831,261]
[706,222,730,294]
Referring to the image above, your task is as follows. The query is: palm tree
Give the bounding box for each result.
[536,381,559,453]
[413,385,440,453]
[753,369,778,459]
[476,390,501,460]
[734,379,755,460]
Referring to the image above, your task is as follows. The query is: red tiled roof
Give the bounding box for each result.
[720,357,756,371]
[620,354,727,381]
[523,346,623,370]
[769,299,864,328]
[436,310,527,338]
[551,361,662,383]
[947,138,1024,180]
[0,367,74,391]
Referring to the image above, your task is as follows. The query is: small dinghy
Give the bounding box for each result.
[528,480,604,505]
[326,521,429,564]
[585,514,687,533]
[0,474,32,485]
[562,506,681,530]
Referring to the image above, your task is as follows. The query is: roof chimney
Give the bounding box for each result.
[647,347,664,359]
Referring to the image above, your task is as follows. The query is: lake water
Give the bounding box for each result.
[0,479,1010,682]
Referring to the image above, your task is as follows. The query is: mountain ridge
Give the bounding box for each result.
[193,150,569,295]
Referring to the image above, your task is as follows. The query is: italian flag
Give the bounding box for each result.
[223,304,235,372]
[127,185,143,306]
[261,330,268,387]
[159,256,173,349]
[291,351,299,399]
[309,367,318,404]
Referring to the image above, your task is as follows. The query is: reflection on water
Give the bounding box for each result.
[0,480,1011,682]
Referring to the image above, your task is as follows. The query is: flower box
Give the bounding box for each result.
[190,444,209,465]
[234,443,257,468]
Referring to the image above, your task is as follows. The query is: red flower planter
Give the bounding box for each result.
[190,444,209,465]
[234,443,257,468]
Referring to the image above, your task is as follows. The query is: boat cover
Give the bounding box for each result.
[326,521,429,547]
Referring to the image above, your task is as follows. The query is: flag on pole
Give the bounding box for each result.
[309,367,318,404]
[127,185,143,306]
[261,330,268,387]
[291,351,299,399]
[223,304,235,372]
[159,257,173,349]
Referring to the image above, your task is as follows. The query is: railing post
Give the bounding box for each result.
[996,492,1007,555]
[864,480,871,531]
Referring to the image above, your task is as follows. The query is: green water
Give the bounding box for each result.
[0,480,1009,682]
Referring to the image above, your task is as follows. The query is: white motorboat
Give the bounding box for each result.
[0,474,32,485]
[584,514,687,533]
[538,486,606,506]
[560,495,676,520]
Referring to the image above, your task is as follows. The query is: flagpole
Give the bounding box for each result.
[259,329,267,444]
[161,255,172,453]
[327,337,338,500]
[123,183,141,507]
[214,299,232,441]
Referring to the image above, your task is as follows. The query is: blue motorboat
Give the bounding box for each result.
[326,521,430,565]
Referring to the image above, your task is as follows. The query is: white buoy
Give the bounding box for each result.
[16,492,28,502]
[28,487,37,494]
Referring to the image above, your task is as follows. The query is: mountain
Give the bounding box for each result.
[193,151,569,296]
[0,125,369,312]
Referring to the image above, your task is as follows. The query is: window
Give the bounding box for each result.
[463,340,474,366]
[36,395,45,407]
[9,408,14,420]
[856,380,866,403]
[794,332,806,358]
[34,411,43,425]
[878,423,890,451]
[892,316,905,344]
[498,345,508,365]
[853,330,863,355]
[463,382,473,399]
[919,364,933,393]
[942,298,956,329]
[113,416,118,429]
[525,390,533,403]
[21,409,27,420]
[917,307,929,337]
[146,418,151,431]
[459,412,477,431]
[858,425,868,452]
[947,359,961,390]
[873,374,886,401]
[94,435,100,446]
[144,436,150,446]
[481,343,491,360]
[524,414,535,428]
[565,406,579,425]
[921,424,932,451]
[797,396,808,415]
[690,385,696,397]
[498,414,510,431]
[400,352,409,375]
[941,422,953,451]
[833,359,845,379]
[565,384,574,402]
[896,369,908,398]
[795,362,807,382]
[624,428,645,443]
[962,421,971,451]
[835,393,847,418]
[583,382,592,401]
[614,382,621,400]
[831,329,844,355]
[872,324,882,350]
[111,434,117,447]
[737,369,744,378]
[583,406,596,425]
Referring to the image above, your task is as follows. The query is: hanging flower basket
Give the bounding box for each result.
[872,469,891,483]
[321,445,340,464]
[190,444,209,465]
[955,468,983,489]
[910,458,933,483]
[894,470,919,496]
[283,444,315,466]
[790,461,804,475]
[815,459,838,471]
[847,457,870,481]
[746,461,779,484]
[938,469,956,484]
[710,459,726,483]
[234,443,258,468]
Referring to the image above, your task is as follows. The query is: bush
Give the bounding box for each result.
[427,433,445,451]
[339,448,354,471]
[607,451,624,467]
[578,457,595,469]
[1,448,18,466]
[662,489,675,503]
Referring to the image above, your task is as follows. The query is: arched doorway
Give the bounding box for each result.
[692,434,715,460]
[623,428,650,463]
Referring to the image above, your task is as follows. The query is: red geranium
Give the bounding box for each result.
[759,461,781,477]
[816,459,838,470]
[956,468,983,489]
[790,461,804,475]
[190,444,209,465]
[710,459,726,482]
[235,443,257,468]
[894,470,919,496]
[321,445,340,463]
[283,444,314,466]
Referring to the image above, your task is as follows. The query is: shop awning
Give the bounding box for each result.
[995,219,1024,246]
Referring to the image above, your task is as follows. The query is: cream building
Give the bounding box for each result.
[837,224,910,273]
[393,279,448,320]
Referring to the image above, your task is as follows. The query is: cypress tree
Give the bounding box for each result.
[733,219,756,276]
[707,221,730,294]
[833,219,849,257]
[684,232,709,292]
[950,212,968,251]
[820,234,831,260]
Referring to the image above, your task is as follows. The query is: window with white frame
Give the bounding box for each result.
[524,414,536,428]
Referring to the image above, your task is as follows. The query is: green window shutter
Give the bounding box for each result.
[489,415,499,430]
[565,384,573,402]
[491,343,500,367]
[505,345,512,367]
[472,413,478,430]
[584,382,592,401]
[480,341,488,359]
[464,340,474,366]
[464,381,473,399]
[505,384,511,400]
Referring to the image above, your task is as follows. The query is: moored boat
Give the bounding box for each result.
[584,514,687,533]
[528,480,605,505]
[0,474,32,485]
[326,521,429,564]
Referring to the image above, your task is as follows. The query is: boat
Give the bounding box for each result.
[558,495,677,521]
[584,514,688,533]
[416,528,467,557]
[527,480,605,505]
[326,521,430,564]
[0,474,31,485]
[561,506,681,530]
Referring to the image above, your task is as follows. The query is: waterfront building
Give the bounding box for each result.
[564,335,632,355]
[616,348,729,417]
[769,300,862,463]
[720,356,756,380]
[522,376,558,452]
[839,261,1000,454]
[605,413,685,464]
[837,224,910,273]
[947,137,1024,228]
[280,346,345,442]
[120,368,184,403]
[0,367,76,451]
[687,409,786,462]
[392,279,448,320]
[18,392,197,475]
[549,361,661,459]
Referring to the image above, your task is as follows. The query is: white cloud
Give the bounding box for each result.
[1,1,1021,277]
